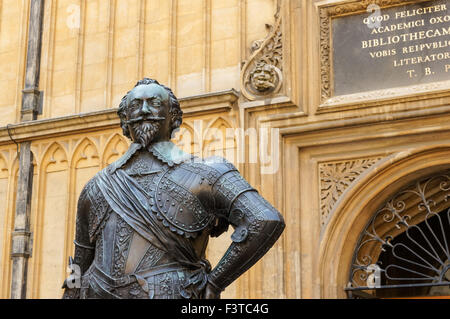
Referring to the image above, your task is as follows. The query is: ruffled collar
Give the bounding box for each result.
[110,140,192,173]
[148,140,193,167]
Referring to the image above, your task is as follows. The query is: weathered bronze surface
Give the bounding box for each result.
[62,78,285,299]
[332,0,450,96]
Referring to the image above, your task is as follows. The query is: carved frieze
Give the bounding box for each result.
[319,157,382,231]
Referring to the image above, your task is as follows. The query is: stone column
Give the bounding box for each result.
[21,0,45,122]
[10,0,45,299]
[10,142,34,299]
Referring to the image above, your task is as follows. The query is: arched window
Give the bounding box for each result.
[346,172,450,299]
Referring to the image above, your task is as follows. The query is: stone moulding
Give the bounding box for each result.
[241,1,283,101]
[0,90,239,145]
[317,0,450,111]
[318,80,450,111]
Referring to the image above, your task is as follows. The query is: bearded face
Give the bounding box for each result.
[124,83,173,147]
[130,119,162,148]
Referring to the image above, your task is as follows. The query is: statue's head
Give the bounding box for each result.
[117,78,182,147]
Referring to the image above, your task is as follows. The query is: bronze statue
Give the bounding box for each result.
[62,78,285,299]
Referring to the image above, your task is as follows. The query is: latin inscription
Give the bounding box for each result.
[332,0,450,96]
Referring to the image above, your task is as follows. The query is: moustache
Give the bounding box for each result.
[125,116,166,125]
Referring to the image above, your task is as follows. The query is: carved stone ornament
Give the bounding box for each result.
[241,1,283,101]
[319,157,382,231]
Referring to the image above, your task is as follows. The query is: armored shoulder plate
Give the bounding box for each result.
[203,156,238,176]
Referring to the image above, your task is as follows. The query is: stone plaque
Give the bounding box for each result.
[332,0,450,96]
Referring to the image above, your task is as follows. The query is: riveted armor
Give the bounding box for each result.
[63,142,284,299]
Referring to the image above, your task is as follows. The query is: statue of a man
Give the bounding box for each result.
[62,78,285,299]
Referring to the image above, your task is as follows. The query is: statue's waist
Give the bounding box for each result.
[91,262,187,287]
[87,261,208,299]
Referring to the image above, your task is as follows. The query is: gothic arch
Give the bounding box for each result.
[203,117,236,161]
[40,142,69,173]
[172,123,196,155]
[31,142,69,298]
[71,137,100,169]
[0,148,24,298]
[66,137,100,263]
[318,145,450,298]
[101,133,129,168]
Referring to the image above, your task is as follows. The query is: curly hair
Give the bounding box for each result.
[117,78,183,139]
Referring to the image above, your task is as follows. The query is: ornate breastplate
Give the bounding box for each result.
[149,166,216,238]
[118,142,218,239]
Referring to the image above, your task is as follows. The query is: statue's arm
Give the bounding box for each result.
[62,183,96,299]
[207,167,285,297]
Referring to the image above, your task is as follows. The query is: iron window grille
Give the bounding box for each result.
[346,173,450,298]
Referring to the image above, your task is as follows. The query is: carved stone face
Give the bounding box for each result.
[250,62,275,92]
[125,84,171,147]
